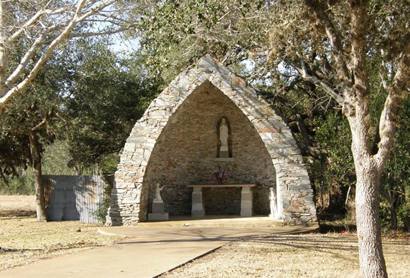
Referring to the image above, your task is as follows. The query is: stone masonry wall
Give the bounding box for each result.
[106,55,317,226]
[143,82,275,216]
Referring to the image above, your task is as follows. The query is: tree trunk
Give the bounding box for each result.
[355,162,387,278]
[29,131,47,221]
[348,113,388,278]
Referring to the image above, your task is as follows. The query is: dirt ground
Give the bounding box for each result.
[1,195,409,277]
[0,195,121,270]
[161,233,410,278]
[0,217,122,270]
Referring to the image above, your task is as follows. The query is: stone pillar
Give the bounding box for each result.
[191,187,205,217]
[269,187,278,219]
[275,174,284,219]
[240,186,253,217]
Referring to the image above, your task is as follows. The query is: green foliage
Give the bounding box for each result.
[398,200,410,232]
[95,181,113,224]
[135,0,270,82]
[0,30,81,195]
[0,140,77,195]
[98,154,120,176]
[0,58,64,179]
[42,140,78,175]
[63,40,162,173]
[1,37,162,199]
[0,170,35,195]
[311,113,354,215]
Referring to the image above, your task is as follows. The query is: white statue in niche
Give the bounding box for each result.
[218,117,231,157]
[153,183,163,202]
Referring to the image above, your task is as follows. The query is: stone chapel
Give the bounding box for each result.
[106,55,317,226]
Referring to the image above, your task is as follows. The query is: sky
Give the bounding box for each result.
[109,35,140,56]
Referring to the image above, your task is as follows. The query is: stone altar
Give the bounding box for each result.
[188,184,255,217]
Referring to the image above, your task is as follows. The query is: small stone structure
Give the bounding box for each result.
[106,55,317,226]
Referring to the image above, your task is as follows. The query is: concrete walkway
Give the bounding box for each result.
[1,217,317,278]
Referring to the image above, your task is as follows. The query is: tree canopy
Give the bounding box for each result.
[63,40,162,172]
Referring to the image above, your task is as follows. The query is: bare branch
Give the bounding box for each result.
[0,0,120,106]
[31,117,47,132]
[379,49,391,91]
[375,43,410,169]
[5,31,49,87]
[0,1,6,95]
[7,6,69,44]
[75,0,116,22]
[304,0,350,83]
[0,0,88,105]
[295,61,344,104]
[71,25,134,38]
[349,1,368,99]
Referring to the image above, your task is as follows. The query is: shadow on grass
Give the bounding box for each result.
[0,243,107,254]
[319,223,356,233]
[118,231,363,265]
[0,247,43,253]
[0,210,36,218]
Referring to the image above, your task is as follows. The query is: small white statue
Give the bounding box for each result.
[219,118,229,153]
[154,183,163,202]
[149,182,169,220]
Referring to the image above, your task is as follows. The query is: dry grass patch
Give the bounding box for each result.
[163,233,410,278]
[0,217,121,270]
[0,195,36,217]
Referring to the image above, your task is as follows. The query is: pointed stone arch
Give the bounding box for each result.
[106,55,317,226]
